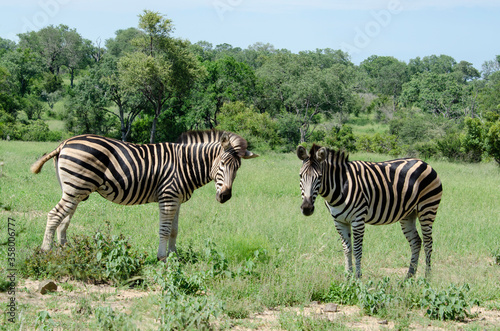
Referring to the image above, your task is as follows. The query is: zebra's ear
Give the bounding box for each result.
[316,147,327,163]
[220,132,232,151]
[297,145,308,160]
[242,150,259,159]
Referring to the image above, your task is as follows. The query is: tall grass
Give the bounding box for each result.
[1,140,499,327]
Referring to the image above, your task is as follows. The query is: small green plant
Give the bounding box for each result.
[0,278,13,292]
[151,255,223,330]
[356,277,394,316]
[320,277,359,305]
[420,284,479,321]
[35,311,56,331]
[94,306,138,331]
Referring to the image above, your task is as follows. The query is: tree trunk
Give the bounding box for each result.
[150,115,157,144]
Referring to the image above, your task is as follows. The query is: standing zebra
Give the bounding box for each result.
[31,131,258,261]
[297,144,442,278]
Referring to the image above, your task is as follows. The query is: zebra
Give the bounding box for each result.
[297,144,442,278]
[31,130,258,261]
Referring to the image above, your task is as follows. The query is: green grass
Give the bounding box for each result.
[1,140,499,329]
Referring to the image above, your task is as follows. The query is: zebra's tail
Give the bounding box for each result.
[31,142,65,174]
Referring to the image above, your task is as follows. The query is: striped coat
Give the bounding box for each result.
[297,144,442,278]
[31,131,258,260]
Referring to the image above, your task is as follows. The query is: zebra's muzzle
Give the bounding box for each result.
[301,199,315,216]
[216,188,232,203]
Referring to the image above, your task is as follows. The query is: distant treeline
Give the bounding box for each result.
[0,10,499,164]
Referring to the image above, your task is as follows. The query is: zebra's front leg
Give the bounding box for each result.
[158,201,180,261]
[334,220,353,275]
[168,207,181,256]
[351,220,365,278]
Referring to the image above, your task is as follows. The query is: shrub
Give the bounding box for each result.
[461,117,484,162]
[23,227,147,285]
[323,125,357,152]
[356,133,402,156]
[319,278,359,305]
[148,255,223,330]
[217,101,280,151]
[485,118,500,166]
[356,277,394,316]
[421,284,479,321]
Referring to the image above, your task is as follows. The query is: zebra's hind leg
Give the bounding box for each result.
[41,194,80,251]
[400,211,422,278]
[56,215,72,246]
[419,218,434,279]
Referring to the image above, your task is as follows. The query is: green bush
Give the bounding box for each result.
[421,284,479,321]
[356,133,402,156]
[485,118,500,165]
[147,255,223,330]
[356,277,394,316]
[217,101,280,151]
[323,125,357,152]
[461,117,484,163]
[22,227,147,284]
[319,278,358,305]
[318,277,479,321]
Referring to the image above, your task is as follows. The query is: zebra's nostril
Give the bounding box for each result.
[216,189,232,203]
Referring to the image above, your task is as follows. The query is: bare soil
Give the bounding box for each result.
[3,279,500,330]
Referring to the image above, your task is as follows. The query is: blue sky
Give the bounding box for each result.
[1,0,499,70]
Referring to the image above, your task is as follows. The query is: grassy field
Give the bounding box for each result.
[1,140,500,330]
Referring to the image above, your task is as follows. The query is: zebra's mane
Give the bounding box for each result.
[176,130,249,156]
[309,144,349,163]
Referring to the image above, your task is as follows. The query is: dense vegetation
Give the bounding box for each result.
[1,10,499,164]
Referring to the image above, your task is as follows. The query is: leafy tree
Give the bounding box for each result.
[453,61,480,83]
[361,55,409,111]
[481,55,500,80]
[119,10,203,143]
[0,37,15,57]
[189,56,256,129]
[1,47,43,97]
[18,24,68,74]
[99,55,147,141]
[399,72,467,118]
[0,66,19,115]
[257,50,360,142]
[408,54,456,75]
[105,28,143,58]
[65,68,117,135]
[64,30,93,87]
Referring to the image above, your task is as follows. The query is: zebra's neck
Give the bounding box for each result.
[320,152,349,206]
[178,142,221,190]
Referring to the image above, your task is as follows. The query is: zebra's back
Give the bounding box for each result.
[58,135,171,205]
[349,158,442,225]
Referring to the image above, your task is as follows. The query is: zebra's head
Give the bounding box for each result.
[215,132,258,204]
[297,144,327,216]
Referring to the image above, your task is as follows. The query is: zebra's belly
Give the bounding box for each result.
[96,182,158,205]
